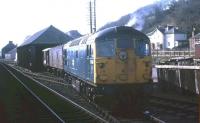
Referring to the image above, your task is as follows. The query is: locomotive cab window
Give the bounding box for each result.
[64,49,67,65]
[135,39,150,56]
[87,45,93,57]
[117,36,134,49]
[96,39,115,57]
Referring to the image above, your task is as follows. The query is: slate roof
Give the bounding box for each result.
[19,25,72,47]
[158,28,165,34]
[165,28,185,34]
[146,26,186,36]
[66,30,82,39]
[146,26,165,36]
[2,41,16,53]
[7,47,17,54]
[2,41,17,51]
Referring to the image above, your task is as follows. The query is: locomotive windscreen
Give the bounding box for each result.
[95,27,150,57]
[96,39,115,57]
[117,36,150,56]
[117,36,133,49]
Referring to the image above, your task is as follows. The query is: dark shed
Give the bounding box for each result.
[1,41,17,58]
[17,25,72,71]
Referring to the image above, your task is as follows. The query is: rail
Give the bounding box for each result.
[1,63,64,122]
[7,63,120,123]
[144,94,198,123]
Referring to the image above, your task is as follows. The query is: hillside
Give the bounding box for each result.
[143,0,200,36]
[98,0,200,37]
[98,4,156,31]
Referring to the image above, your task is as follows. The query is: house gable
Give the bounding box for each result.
[147,25,187,49]
[147,28,164,50]
[1,41,17,58]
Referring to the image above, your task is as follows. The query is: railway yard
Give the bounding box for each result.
[1,0,200,122]
[0,25,199,123]
[0,60,198,123]
[0,0,199,122]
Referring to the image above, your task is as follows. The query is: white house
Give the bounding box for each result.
[147,25,187,50]
[147,28,165,50]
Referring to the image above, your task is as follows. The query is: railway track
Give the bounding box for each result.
[0,63,61,123]
[144,94,198,123]
[8,63,156,123]
[5,63,119,123]
[13,66,66,85]
[6,61,199,123]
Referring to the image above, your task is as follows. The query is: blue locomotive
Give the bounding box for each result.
[43,26,152,103]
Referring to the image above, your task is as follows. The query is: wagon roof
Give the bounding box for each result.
[19,25,72,47]
[42,48,51,52]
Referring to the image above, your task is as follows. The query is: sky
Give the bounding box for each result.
[0,0,159,50]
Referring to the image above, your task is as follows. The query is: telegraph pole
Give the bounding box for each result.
[89,1,93,33]
[89,0,96,33]
[93,0,96,32]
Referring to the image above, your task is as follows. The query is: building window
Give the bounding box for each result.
[156,42,160,49]
[151,43,155,49]
[168,42,170,46]
[160,44,163,49]
[76,50,78,58]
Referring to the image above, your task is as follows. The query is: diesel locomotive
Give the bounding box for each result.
[43,26,152,103]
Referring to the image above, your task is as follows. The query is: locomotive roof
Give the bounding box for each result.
[64,34,90,48]
[92,26,148,40]
[42,44,64,52]
[64,26,148,48]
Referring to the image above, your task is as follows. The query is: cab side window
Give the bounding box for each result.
[135,40,150,56]
[87,45,93,57]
